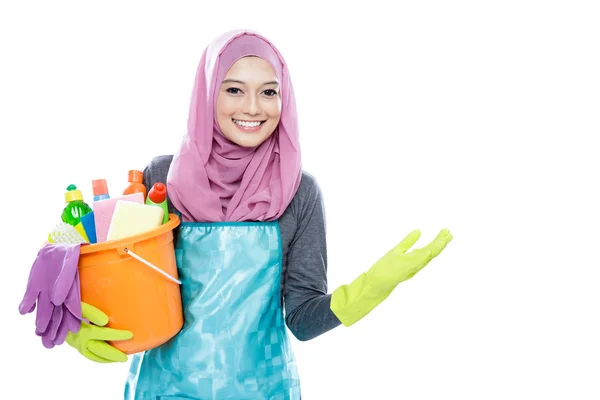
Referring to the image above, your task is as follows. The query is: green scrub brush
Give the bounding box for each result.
[48,222,88,245]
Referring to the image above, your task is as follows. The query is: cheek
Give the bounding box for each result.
[265,99,282,121]
[216,99,234,133]
[216,95,237,118]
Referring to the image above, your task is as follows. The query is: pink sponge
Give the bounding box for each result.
[93,192,144,242]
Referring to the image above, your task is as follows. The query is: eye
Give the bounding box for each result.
[226,87,242,94]
[263,89,278,97]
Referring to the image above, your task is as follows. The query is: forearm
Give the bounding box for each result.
[285,294,341,341]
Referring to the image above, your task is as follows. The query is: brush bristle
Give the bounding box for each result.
[49,222,87,244]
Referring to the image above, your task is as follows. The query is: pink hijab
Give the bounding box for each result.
[166,30,302,222]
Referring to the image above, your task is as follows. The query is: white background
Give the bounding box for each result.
[1,1,599,399]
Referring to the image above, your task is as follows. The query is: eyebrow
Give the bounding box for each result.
[221,79,279,86]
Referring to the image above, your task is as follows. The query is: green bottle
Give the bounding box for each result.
[61,184,93,226]
[146,182,170,224]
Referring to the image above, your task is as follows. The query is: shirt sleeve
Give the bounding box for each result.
[284,175,342,341]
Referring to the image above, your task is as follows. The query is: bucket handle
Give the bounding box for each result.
[123,247,182,285]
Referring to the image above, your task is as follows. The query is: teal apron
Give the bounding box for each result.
[124,221,301,399]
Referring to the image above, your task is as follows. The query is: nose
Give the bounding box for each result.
[241,93,261,116]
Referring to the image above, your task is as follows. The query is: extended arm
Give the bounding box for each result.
[284,177,341,341]
[285,175,453,334]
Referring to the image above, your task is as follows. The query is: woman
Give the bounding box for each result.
[66,29,453,399]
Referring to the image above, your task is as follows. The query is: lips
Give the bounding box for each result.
[233,119,265,127]
[232,118,265,132]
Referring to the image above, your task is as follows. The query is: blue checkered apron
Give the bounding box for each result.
[124,221,301,399]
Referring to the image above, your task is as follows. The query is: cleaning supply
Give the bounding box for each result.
[76,213,182,354]
[48,222,88,244]
[19,243,83,348]
[106,201,164,241]
[79,212,97,244]
[92,179,110,201]
[123,170,147,199]
[61,184,93,226]
[93,192,145,243]
[330,228,453,327]
[66,302,133,363]
[146,182,169,224]
[74,222,90,242]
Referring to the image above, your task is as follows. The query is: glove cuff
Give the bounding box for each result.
[330,272,395,327]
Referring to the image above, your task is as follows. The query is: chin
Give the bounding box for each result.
[225,124,275,148]
[232,136,266,148]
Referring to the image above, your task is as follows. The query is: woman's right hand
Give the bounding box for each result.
[66,302,133,363]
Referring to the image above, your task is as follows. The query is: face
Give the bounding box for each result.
[216,56,281,148]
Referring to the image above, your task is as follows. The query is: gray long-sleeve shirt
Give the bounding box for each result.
[142,155,341,341]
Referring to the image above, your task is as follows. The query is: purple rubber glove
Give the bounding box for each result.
[52,303,82,346]
[41,305,63,348]
[33,291,55,336]
[63,271,83,321]
[54,272,83,344]
[20,243,83,348]
[40,273,83,348]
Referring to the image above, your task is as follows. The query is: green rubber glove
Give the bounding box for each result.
[66,302,133,363]
[330,228,453,327]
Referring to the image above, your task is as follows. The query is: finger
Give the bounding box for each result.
[427,230,453,258]
[87,340,128,363]
[434,228,451,240]
[64,276,83,320]
[65,307,83,335]
[47,305,64,340]
[391,229,421,254]
[81,302,109,326]
[41,333,56,349]
[90,325,134,342]
[53,307,81,346]
[81,346,115,363]
[405,245,433,266]
[436,228,453,243]
[18,289,39,315]
[40,306,62,348]
[34,292,54,335]
[52,316,69,346]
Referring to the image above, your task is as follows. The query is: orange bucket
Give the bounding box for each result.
[78,213,183,354]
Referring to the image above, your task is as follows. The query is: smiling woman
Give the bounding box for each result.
[216,56,282,148]
[55,29,452,400]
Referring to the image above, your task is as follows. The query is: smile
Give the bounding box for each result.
[233,119,265,128]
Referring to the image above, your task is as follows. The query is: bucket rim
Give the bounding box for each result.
[80,213,180,254]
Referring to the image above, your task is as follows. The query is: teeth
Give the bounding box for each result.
[234,119,262,127]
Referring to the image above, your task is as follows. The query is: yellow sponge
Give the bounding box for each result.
[106,200,164,241]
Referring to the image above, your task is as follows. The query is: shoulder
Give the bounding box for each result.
[297,170,321,194]
[287,170,325,220]
[295,170,324,201]
[144,155,174,176]
[143,155,174,185]
[142,155,176,213]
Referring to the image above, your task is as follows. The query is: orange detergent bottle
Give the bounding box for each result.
[123,169,147,199]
